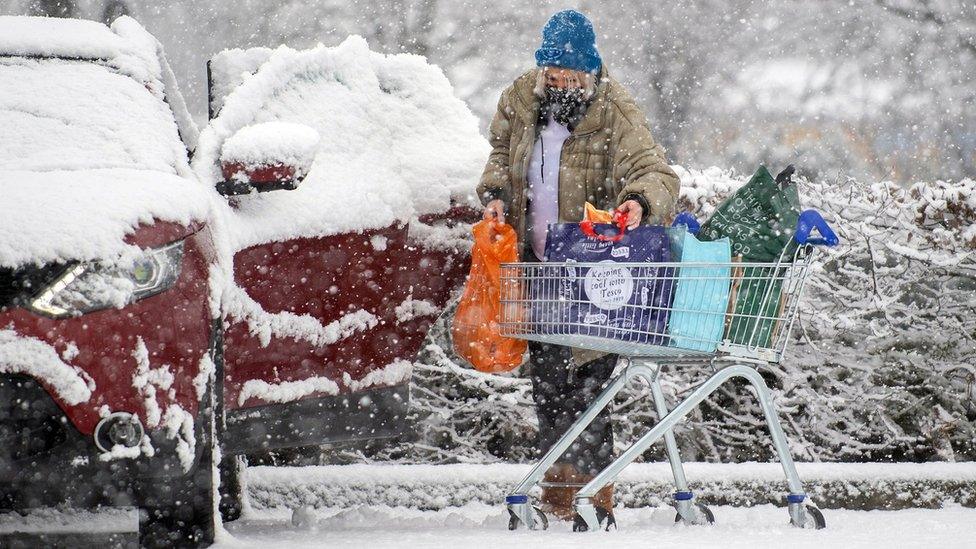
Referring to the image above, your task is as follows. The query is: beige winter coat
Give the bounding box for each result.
[477,67,679,242]
[477,67,680,365]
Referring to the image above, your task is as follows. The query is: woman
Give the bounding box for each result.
[476,10,680,521]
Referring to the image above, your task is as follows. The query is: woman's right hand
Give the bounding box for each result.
[483,199,505,224]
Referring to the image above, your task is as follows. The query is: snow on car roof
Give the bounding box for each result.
[0,16,125,60]
[196,36,489,252]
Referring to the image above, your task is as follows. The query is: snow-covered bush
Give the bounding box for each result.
[381,167,976,465]
[674,168,976,462]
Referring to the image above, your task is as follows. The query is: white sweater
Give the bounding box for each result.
[525,114,571,259]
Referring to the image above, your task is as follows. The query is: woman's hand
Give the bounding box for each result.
[483,199,506,223]
[617,199,643,229]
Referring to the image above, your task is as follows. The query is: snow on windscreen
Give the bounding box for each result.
[195,35,489,251]
[208,46,273,116]
[0,58,183,173]
[0,17,210,268]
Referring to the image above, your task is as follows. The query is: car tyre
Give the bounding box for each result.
[138,369,217,547]
[218,453,245,523]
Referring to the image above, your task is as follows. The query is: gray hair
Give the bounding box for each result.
[533,67,597,100]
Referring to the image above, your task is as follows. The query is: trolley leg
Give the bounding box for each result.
[573,364,818,531]
[506,358,656,529]
[751,376,821,528]
[648,372,710,525]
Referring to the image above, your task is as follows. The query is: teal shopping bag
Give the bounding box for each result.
[667,228,732,352]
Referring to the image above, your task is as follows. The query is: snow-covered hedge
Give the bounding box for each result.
[246,462,976,511]
[669,168,976,462]
[376,167,976,465]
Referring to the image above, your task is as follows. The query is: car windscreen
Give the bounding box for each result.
[0,57,184,173]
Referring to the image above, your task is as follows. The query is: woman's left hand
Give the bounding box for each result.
[617,200,643,230]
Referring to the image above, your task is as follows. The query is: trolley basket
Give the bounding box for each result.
[500,209,838,533]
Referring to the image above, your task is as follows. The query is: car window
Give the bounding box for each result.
[0,57,184,173]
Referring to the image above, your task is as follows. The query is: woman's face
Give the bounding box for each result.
[544,67,585,90]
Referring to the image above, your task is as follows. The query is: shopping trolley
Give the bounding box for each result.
[500,209,838,532]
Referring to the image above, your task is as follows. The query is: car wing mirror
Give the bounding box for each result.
[217,122,320,196]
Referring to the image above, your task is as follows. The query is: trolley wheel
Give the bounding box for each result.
[794,505,826,529]
[572,507,616,532]
[674,502,715,525]
[508,506,549,531]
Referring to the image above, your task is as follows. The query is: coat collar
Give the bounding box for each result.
[512,66,610,136]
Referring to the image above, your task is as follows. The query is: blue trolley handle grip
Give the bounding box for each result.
[795,209,839,246]
[671,211,701,235]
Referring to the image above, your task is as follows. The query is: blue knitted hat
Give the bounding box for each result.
[535,10,602,74]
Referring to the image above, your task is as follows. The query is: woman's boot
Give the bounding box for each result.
[540,463,615,525]
[539,462,579,521]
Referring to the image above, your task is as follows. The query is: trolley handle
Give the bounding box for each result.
[794,209,838,246]
[671,209,836,246]
[580,209,629,242]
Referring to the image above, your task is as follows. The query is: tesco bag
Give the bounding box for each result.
[538,212,674,346]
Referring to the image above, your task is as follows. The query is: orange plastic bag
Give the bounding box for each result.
[584,201,614,223]
[451,219,527,373]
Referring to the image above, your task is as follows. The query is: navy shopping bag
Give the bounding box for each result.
[535,213,674,346]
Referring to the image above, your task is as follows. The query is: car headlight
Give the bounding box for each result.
[28,240,184,319]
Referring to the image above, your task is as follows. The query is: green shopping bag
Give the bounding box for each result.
[699,165,801,348]
[699,165,800,261]
[725,265,784,348]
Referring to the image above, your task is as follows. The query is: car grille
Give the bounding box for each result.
[0,263,66,309]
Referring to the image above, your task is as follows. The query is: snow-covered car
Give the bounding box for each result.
[0,15,486,547]
[200,36,486,462]
[0,14,220,546]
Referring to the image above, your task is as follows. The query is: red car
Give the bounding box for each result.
[0,16,482,546]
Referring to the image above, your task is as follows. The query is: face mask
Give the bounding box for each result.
[544,86,586,126]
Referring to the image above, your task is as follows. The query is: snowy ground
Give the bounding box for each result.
[217,503,976,549]
[228,462,976,547]
[3,462,976,547]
